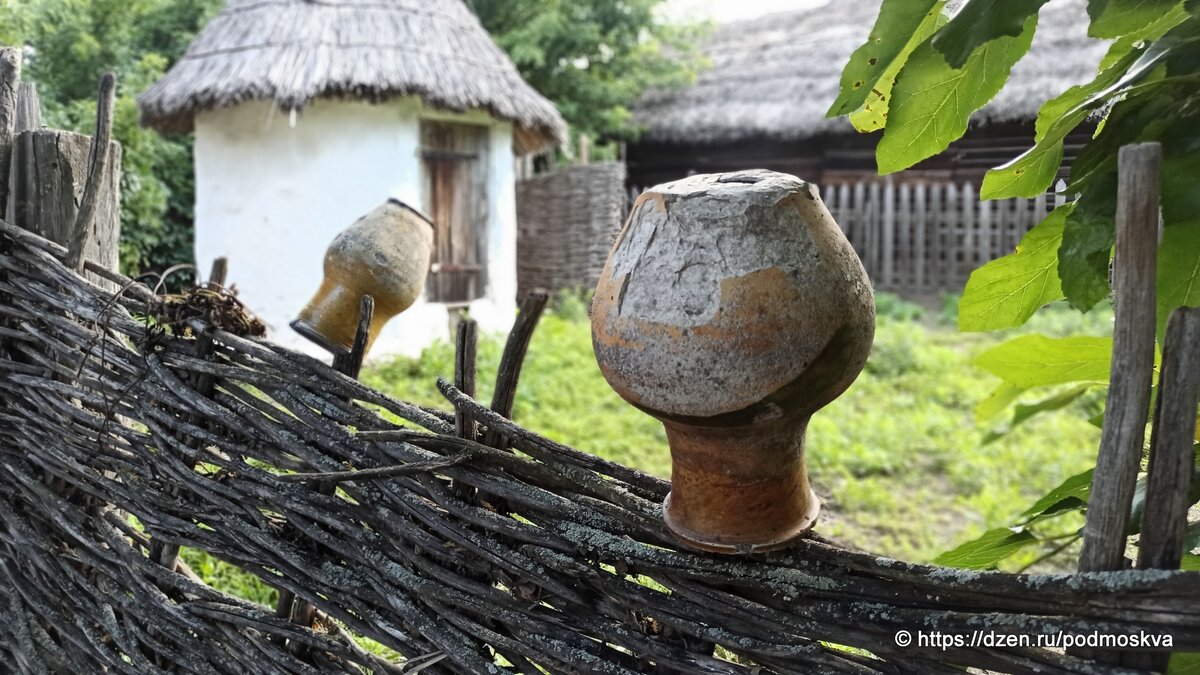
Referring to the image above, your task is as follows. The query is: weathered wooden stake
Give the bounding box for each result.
[484,289,549,451]
[0,47,20,217]
[1125,307,1200,671]
[13,82,40,134]
[6,77,121,288]
[1079,142,1162,573]
[454,319,478,441]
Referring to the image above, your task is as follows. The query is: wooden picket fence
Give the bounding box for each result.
[821,178,1068,294]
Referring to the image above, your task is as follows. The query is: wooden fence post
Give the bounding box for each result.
[0,48,20,217]
[5,124,121,287]
[881,179,894,289]
[1079,143,1162,574]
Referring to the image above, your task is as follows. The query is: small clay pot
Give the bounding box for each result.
[293,199,434,355]
[591,170,875,554]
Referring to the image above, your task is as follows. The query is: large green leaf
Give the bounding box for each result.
[983,385,1093,444]
[975,382,1026,421]
[974,335,1113,388]
[1163,150,1200,226]
[1098,3,1190,71]
[1157,220,1200,339]
[849,4,949,132]
[826,0,944,118]
[932,0,1051,68]
[1019,468,1094,523]
[980,139,1068,200]
[1059,177,1117,312]
[876,14,1038,174]
[982,47,1148,200]
[1088,0,1186,39]
[959,205,1068,331]
[933,527,1038,569]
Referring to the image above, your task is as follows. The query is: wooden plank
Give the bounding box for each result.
[927,182,943,291]
[962,182,976,278]
[882,180,895,289]
[0,47,19,218]
[914,183,927,292]
[840,183,854,250]
[947,184,958,290]
[976,185,991,270]
[852,182,866,275]
[898,183,912,291]
[873,180,883,282]
[1079,143,1162,573]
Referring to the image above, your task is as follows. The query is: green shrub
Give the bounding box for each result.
[874,292,925,322]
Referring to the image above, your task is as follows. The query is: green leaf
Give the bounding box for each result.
[1157,220,1200,339]
[848,4,949,132]
[876,14,1038,174]
[959,205,1068,331]
[933,527,1037,569]
[1163,151,1200,226]
[1020,468,1095,522]
[1182,555,1200,571]
[932,0,1051,68]
[1169,652,1200,674]
[1059,178,1117,312]
[974,335,1113,388]
[981,139,1067,200]
[1088,0,1186,39]
[982,46,1146,200]
[827,0,945,118]
[1097,3,1189,71]
[983,385,1093,444]
[975,382,1026,421]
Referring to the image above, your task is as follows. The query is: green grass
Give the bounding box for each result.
[363,292,1114,566]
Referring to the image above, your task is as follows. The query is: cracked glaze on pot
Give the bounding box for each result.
[591,170,875,552]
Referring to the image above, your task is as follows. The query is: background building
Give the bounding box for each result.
[139,0,566,356]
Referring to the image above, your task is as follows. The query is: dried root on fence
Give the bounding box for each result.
[0,218,1197,675]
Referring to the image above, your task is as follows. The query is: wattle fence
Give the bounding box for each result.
[516,162,627,298]
[3,218,1199,674]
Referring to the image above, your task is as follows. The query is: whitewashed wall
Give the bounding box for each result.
[194,97,518,359]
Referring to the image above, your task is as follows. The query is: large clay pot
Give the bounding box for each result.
[293,199,434,355]
[591,170,875,554]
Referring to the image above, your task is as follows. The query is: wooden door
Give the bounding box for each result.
[421,121,490,305]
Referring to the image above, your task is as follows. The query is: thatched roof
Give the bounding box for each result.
[138,0,567,154]
[633,0,1107,144]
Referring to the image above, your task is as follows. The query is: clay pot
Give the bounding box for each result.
[591,170,875,554]
[293,199,433,355]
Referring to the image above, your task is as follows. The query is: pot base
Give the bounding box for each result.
[663,487,821,554]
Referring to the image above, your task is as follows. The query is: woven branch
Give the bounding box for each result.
[0,218,1197,675]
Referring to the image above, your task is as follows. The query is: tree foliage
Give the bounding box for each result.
[6,0,221,278]
[830,0,1200,586]
[465,0,705,146]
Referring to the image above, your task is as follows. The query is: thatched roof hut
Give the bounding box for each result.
[626,0,1108,298]
[139,0,567,358]
[138,0,566,155]
[632,0,1105,145]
